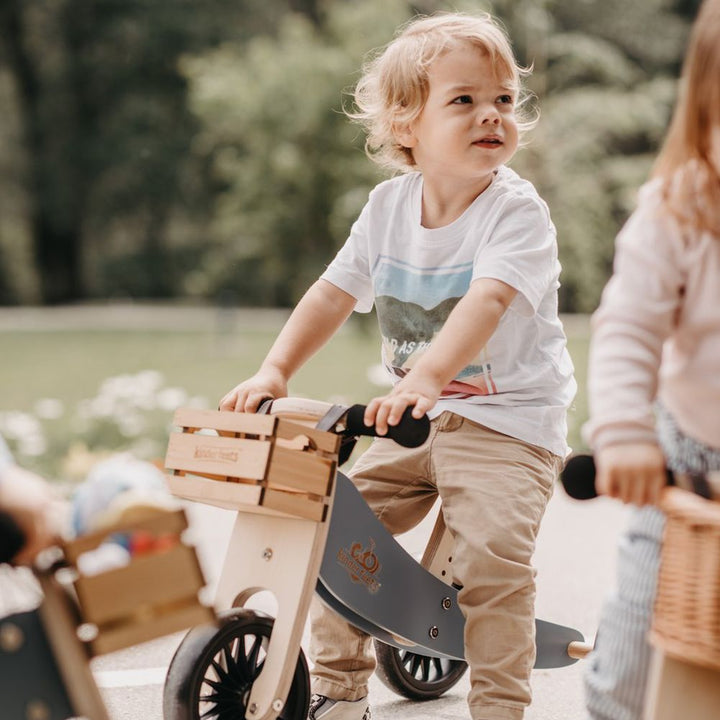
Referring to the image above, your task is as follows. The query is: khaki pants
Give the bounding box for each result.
[309,412,561,720]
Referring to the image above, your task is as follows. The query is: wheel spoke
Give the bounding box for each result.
[223,644,247,684]
[202,677,224,693]
[246,634,263,673]
[210,659,231,684]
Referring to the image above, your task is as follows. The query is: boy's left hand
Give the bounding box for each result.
[364,372,441,436]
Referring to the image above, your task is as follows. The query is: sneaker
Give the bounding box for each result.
[307,693,371,720]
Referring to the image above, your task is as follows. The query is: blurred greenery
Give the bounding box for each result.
[0,313,589,479]
[0,0,704,311]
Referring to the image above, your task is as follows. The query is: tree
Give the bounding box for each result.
[179,0,413,305]
[499,0,694,310]
[0,0,295,304]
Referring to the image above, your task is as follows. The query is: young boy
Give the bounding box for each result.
[220,12,575,720]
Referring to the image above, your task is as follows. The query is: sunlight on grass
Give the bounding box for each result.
[0,311,589,477]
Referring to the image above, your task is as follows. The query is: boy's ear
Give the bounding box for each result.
[392,121,417,149]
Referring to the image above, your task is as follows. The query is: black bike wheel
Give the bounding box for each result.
[163,608,310,720]
[373,639,468,700]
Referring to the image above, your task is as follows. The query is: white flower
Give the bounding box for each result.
[34,398,65,420]
[17,433,48,457]
[156,387,188,411]
[0,411,43,439]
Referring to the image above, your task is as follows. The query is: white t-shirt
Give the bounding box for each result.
[321,166,576,457]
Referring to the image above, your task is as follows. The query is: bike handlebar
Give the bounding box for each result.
[559,454,719,501]
[258,397,431,449]
[343,404,430,448]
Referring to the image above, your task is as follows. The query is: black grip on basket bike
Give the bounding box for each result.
[561,453,682,501]
[0,509,27,564]
[344,404,430,448]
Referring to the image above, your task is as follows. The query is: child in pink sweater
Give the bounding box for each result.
[583,1,720,717]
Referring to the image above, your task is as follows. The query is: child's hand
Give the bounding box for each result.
[219,367,288,413]
[364,372,441,436]
[0,465,63,564]
[595,443,666,506]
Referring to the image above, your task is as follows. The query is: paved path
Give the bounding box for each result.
[91,489,627,720]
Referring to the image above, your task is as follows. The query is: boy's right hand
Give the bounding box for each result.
[218,367,288,413]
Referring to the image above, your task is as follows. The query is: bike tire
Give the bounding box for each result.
[163,608,310,720]
[373,639,468,700]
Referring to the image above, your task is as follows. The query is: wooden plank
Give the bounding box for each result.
[276,418,340,455]
[267,445,334,496]
[63,509,188,564]
[75,545,204,626]
[172,408,276,436]
[166,473,263,509]
[37,574,112,720]
[645,651,720,720]
[91,603,215,655]
[165,433,271,480]
[261,487,327,522]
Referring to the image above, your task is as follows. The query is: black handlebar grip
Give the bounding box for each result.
[561,453,676,500]
[0,510,26,564]
[344,404,430,448]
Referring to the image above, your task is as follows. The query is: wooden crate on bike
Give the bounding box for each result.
[164,408,340,522]
[62,508,214,655]
[650,487,720,670]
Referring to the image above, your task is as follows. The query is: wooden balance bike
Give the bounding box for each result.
[162,398,591,720]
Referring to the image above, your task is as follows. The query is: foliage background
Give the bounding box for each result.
[0,0,702,311]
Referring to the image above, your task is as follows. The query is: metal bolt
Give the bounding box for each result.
[441,597,452,610]
[429,626,439,639]
[262,548,273,561]
[0,622,24,653]
[26,700,50,720]
[272,699,284,712]
[248,703,258,714]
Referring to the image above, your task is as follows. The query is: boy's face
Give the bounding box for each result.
[396,43,519,186]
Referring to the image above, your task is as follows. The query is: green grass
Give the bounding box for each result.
[0,313,590,475]
[0,325,383,412]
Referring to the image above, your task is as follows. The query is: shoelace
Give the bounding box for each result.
[308,694,328,719]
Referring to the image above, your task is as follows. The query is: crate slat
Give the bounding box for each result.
[75,545,203,626]
[266,444,335,496]
[90,602,214,655]
[63,509,188,564]
[261,488,327,522]
[173,408,276,436]
[166,433,271,480]
[275,418,341,454]
[165,473,264,510]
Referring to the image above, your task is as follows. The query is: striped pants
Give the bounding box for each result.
[585,407,720,720]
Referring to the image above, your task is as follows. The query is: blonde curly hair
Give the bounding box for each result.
[347,12,535,173]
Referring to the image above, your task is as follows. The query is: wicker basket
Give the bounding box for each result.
[650,487,720,670]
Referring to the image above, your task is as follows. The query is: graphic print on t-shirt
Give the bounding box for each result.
[372,255,498,396]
